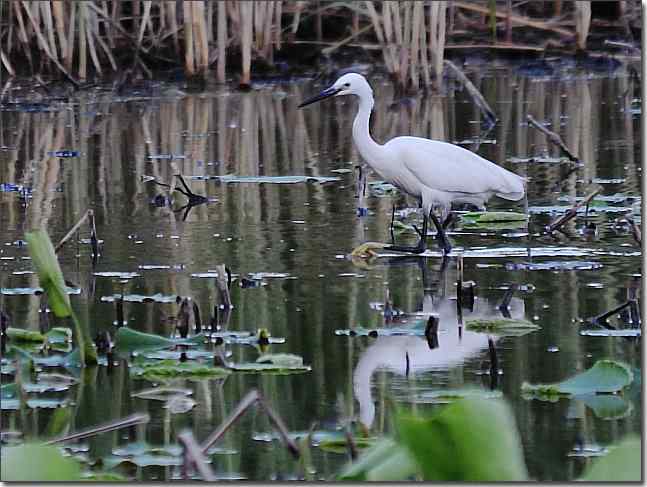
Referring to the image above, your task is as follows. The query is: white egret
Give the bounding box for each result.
[298,73,526,254]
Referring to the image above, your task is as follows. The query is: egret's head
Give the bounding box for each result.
[298,73,372,108]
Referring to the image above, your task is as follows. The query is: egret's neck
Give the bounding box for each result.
[352,94,381,163]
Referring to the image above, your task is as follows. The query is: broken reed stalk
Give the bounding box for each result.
[444,60,497,126]
[591,300,634,326]
[200,389,299,459]
[624,215,641,245]
[526,114,580,163]
[574,1,591,51]
[215,264,232,309]
[498,283,518,318]
[178,430,216,481]
[547,188,601,233]
[54,209,90,253]
[45,413,150,445]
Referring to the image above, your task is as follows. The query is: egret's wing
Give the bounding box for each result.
[391,137,524,197]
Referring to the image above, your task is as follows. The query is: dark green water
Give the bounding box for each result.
[0,61,642,481]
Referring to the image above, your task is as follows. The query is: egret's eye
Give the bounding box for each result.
[344,83,350,88]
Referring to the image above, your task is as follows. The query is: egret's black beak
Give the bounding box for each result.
[298,86,341,108]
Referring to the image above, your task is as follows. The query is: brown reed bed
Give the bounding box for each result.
[0,1,639,90]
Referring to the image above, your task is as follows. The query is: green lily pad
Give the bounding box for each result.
[522,360,633,399]
[578,394,634,420]
[113,327,204,353]
[579,436,641,481]
[415,388,503,404]
[229,362,311,374]
[465,318,540,335]
[461,211,528,223]
[256,353,304,368]
[6,327,72,345]
[131,359,230,382]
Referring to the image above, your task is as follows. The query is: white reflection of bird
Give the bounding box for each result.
[299,73,526,254]
[353,295,525,428]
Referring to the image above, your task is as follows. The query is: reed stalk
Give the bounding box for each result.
[574,1,591,51]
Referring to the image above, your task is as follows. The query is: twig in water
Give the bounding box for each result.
[200,390,300,459]
[45,413,150,445]
[178,430,216,481]
[498,283,518,318]
[444,60,497,127]
[215,264,232,309]
[526,114,580,163]
[589,300,633,327]
[546,189,601,233]
[54,210,90,253]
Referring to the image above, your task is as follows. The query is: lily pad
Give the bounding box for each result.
[414,388,504,404]
[131,359,230,382]
[579,328,641,337]
[6,327,72,345]
[256,353,304,368]
[113,327,204,353]
[461,211,528,223]
[229,360,311,374]
[465,318,540,335]
[522,360,633,399]
[578,394,634,420]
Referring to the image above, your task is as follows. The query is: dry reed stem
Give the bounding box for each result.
[183,1,195,75]
[216,0,227,82]
[574,1,591,50]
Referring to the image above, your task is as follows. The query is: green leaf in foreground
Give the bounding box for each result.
[25,231,71,317]
[1,444,82,481]
[397,398,528,481]
[337,438,417,481]
[579,436,641,481]
[521,360,633,399]
[26,230,97,366]
[131,359,230,382]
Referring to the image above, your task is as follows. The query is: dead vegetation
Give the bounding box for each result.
[0,1,640,89]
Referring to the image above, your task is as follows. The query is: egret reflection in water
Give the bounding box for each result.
[353,259,525,428]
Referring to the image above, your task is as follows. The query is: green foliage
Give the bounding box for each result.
[461,211,528,223]
[397,398,528,481]
[465,317,540,335]
[522,360,633,399]
[337,438,417,481]
[25,230,97,366]
[1,444,82,481]
[580,437,641,481]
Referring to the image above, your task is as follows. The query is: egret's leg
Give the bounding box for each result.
[430,213,452,254]
[385,213,427,254]
[390,204,396,244]
[442,212,455,229]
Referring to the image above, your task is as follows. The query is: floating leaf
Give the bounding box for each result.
[1,444,82,481]
[132,386,193,401]
[578,394,634,420]
[256,353,304,368]
[6,327,45,343]
[461,211,528,223]
[101,293,178,303]
[465,318,540,335]
[522,360,633,399]
[414,388,503,404]
[131,359,230,382]
[579,328,641,337]
[579,436,641,481]
[397,398,528,481]
[114,327,204,353]
[229,361,311,374]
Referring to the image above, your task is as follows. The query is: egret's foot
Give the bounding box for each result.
[351,241,388,258]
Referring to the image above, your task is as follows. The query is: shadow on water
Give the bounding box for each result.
[0,62,641,481]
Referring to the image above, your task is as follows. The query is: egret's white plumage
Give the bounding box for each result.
[299,72,526,253]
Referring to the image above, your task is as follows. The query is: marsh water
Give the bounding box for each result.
[0,58,642,481]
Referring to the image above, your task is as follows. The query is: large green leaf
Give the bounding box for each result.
[25,231,96,366]
[522,360,633,399]
[25,231,72,317]
[397,398,528,481]
[337,438,417,481]
[1,444,82,481]
[579,436,641,481]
